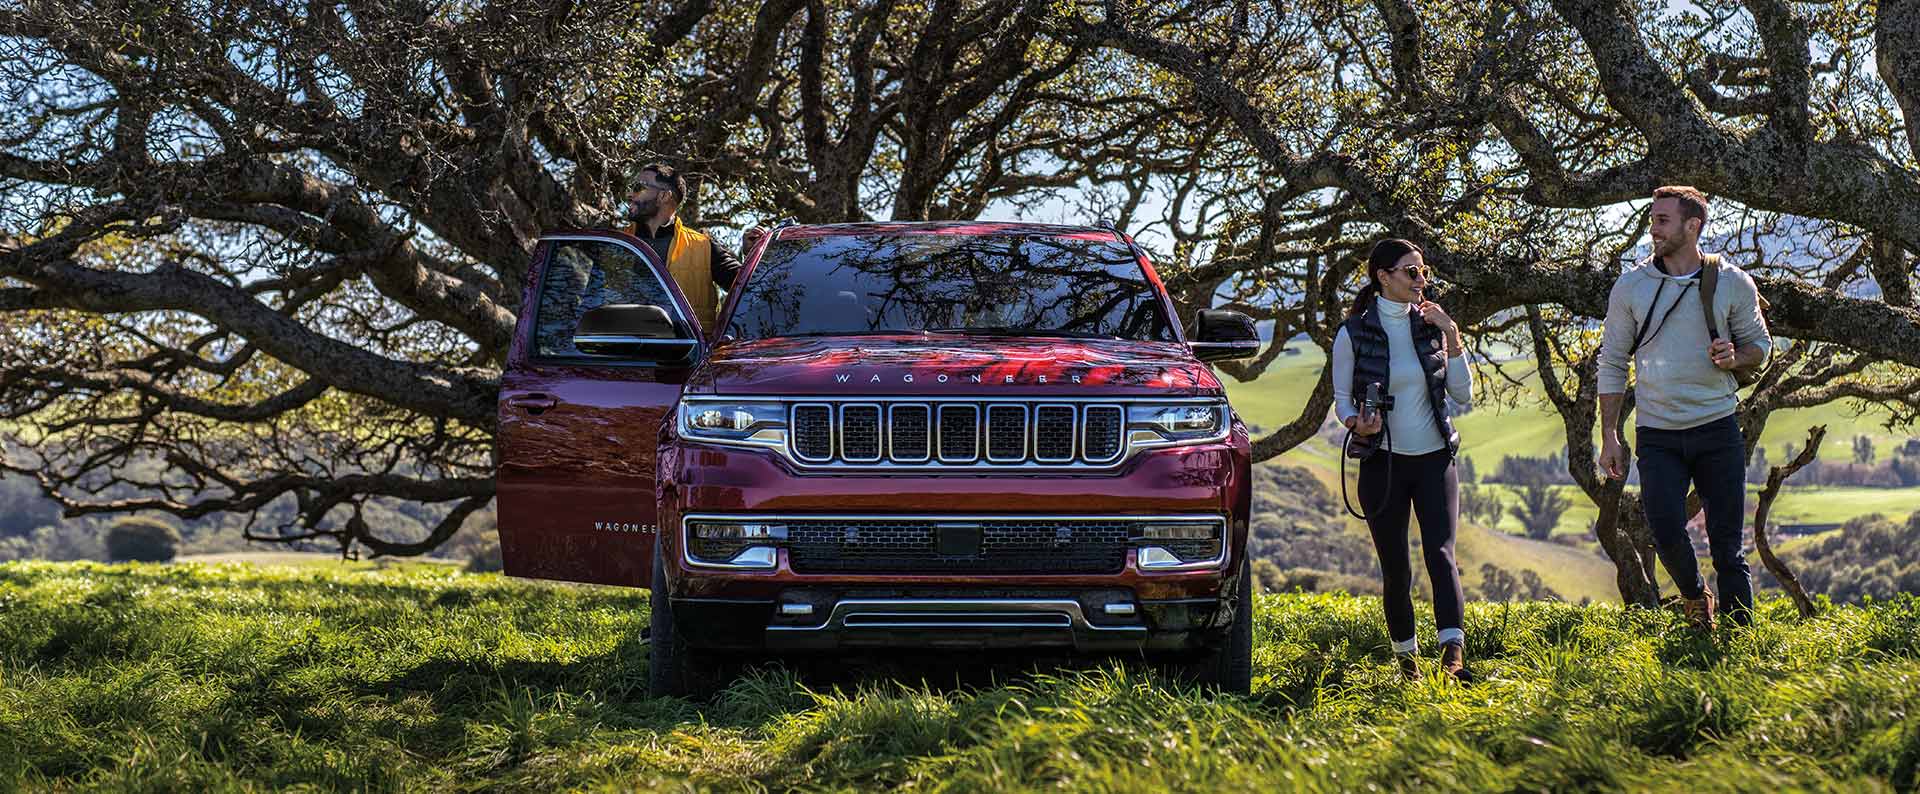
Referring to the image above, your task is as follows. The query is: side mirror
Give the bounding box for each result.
[574,304,698,364]
[1189,309,1260,362]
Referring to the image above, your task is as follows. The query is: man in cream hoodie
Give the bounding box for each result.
[1597,186,1772,630]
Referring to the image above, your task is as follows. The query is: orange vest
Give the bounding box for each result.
[633,221,717,328]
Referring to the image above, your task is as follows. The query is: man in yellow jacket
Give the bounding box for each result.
[625,162,743,329]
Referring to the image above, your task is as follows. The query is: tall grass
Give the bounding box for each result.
[2,561,1915,791]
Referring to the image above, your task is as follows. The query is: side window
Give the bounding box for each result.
[533,239,689,359]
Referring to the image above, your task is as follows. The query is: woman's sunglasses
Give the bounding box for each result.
[1388,263,1431,280]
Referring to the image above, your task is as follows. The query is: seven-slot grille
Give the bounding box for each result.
[789,401,1128,467]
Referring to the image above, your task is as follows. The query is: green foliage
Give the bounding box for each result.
[1,562,1917,790]
[1460,481,1506,529]
[1508,480,1574,542]
[102,517,180,563]
[1771,512,1920,605]
[1472,563,1559,602]
[1245,463,1376,583]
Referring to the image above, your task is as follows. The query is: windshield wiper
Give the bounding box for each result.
[926,327,1123,340]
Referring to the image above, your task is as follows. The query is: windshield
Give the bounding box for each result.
[723,233,1177,342]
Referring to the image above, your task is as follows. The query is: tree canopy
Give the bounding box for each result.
[4,0,1917,584]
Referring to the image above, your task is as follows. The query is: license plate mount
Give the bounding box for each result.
[935,523,983,557]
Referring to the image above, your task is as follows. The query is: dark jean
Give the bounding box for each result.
[1637,414,1752,624]
[1358,449,1464,645]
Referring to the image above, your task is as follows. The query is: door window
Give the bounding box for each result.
[532,238,692,360]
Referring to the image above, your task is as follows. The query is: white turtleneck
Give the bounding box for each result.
[1331,296,1474,455]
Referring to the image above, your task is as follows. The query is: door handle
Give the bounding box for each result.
[507,394,558,414]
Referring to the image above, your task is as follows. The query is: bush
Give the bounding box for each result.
[1460,482,1505,529]
[1508,478,1572,540]
[1254,560,1381,595]
[1486,452,1575,486]
[1768,511,1920,604]
[463,534,503,573]
[104,517,183,562]
[1247,464,1375,577]
[1473,562,1560,601]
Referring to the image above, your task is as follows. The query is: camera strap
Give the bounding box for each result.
[1341,408,1394,520]
[1628,271,1695,358]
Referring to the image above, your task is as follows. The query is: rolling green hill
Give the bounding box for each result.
[1,562,1915,790]
[1223,340,1920,540]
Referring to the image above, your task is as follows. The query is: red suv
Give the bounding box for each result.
[497,222,1259,696]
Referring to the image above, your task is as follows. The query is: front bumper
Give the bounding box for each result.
[658,436,1251,593]
[654,425,1253,652]
[670,591,1234,653]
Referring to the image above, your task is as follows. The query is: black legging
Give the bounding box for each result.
[1357,449,1464,646]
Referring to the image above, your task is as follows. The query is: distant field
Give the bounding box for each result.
[1760,486,1920,525]
[1266,455,1621,603]
[1223,342,1920,537]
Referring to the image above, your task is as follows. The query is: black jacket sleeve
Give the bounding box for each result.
[711,239,743,291]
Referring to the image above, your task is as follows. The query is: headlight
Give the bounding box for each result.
[679,401,787,446]
[1126,403,1227,448]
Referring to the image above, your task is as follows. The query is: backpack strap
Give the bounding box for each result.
[1698,253,1723,341]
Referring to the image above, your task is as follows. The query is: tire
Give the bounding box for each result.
[648,548,732,699]
[1182,558,1254,694]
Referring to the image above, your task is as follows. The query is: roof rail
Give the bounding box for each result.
[1099,219,1149,262]
[764,217,798,243]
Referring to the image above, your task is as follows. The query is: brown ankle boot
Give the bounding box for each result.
[1440,642,1467,682]
[1683,590,1718,632]
[1397,653,1419,681]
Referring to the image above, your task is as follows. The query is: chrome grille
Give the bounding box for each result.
[793,404,833,461]
[938,405,979,461]
[889,405,931,461]
[842,404,882,461]
[1034,405,1076,461]
[1083,406,1123,462]
[986,405,1027,461]
[783,400,1131,468]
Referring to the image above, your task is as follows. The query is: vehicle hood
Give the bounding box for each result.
[684,335,1224,397]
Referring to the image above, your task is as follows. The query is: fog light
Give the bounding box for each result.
[1135,522,1218,541]
[691,522,788,541]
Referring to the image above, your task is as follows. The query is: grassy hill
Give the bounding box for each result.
[1266,452,1623,603]
[3,562,1915,790]
[1222,340,1920,539]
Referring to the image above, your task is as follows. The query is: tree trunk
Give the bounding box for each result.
[1753,426,1827,618]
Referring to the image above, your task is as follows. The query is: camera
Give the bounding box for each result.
[1361,381,1394,423]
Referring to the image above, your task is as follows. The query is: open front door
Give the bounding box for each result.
[496,232,702,586]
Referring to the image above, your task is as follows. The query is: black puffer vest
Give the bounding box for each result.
[1343,300,1459,457]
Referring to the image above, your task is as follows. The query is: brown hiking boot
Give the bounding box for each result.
[1440,642,1467,681]
[1683,590,1718,632]
[1397,653,1419,681]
